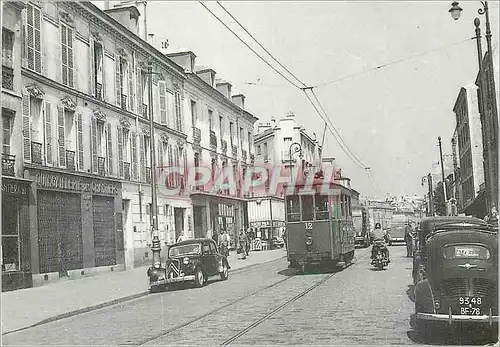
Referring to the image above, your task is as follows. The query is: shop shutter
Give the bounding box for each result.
[159,81,167,124]
[89,38,95,97]
[76,112,83,170]
[22,93,31,161]
[139,134,145,182]
[91,117,98,173]
[131,132,138,180]
[43,101,52,165]
[115,54,121,107]
[117,126,123,178]
[128,58,134,111]
[57,106,66,167]
[93,196,116,267]
[107,123,113,175]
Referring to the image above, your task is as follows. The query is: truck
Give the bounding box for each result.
[388,211,411,245]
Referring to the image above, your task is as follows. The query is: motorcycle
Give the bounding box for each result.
[371,241,389,270]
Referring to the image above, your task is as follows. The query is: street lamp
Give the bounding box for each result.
[289,142,303,164]
[449,1,498,218]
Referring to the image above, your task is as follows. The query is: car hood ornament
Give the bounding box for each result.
[458,263,477,269]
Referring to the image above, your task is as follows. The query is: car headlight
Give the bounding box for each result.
[154,261,161,269]
[183,257,190,265]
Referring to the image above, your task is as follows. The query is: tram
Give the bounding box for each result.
[284,178,356,271]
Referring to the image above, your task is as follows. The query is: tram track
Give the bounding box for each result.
[128,248,370,346]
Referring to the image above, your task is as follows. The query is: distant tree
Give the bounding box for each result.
[433,181,446,216]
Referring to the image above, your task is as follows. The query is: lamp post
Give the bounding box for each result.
[449,1,498,218]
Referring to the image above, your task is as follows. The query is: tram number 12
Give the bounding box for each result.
[305,222,313,230]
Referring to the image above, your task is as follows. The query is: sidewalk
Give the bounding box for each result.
[1,248,286,335]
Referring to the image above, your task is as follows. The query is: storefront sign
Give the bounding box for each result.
[2,182,28,196]
[34,172,119,196]
[250,220,285,228]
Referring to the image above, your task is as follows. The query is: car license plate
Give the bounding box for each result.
[459,296,482,315]
[455,247,480,258]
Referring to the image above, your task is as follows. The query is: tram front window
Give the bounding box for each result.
[315,194,329,220]
[286,195,300,222]
[301,195,314,221]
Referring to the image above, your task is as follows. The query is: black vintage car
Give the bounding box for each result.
[148,238,230,291]
[413,217,498,332]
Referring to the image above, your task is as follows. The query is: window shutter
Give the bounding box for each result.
[57,106,66,167]
[117,126,123,178]
[89,38,95,97]
[77,112,84,170]
[61,25,68,86]
[67,27,74,88]
[175,91,182,131]
[107,123,113,175]
[139,134,145,182]
[159,81,167,124]
[167,144,173,187]
[33,6,41,73]
[22,8,27,68]
[115,55,121,107]
[22,93,31,162]
[128,59,134,111]
[44,101,52,165]
[131,132,137,180]
[136,67,142,115]
[91,117,98,173]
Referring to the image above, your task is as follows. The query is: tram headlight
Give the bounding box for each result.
[305,237,313,246]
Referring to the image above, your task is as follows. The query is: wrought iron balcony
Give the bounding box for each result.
[95,82,103,100]
[232,145,238,157]
[31,141,43,164]
[97,156,106,176]
[66,150,76,171]
[121,94,127,111]
[2,154,15,176]
[2,66,14,91]
[221,140,227,153]
[142,104,148,119]
[193,127,201,144]
[145,167,152,184]
[242,149,247,162]
[124,162,131,180]
[210,131,217,149]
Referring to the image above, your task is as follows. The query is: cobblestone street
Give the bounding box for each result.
[2,246,496,345]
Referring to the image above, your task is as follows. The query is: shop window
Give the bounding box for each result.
[301,195,314,221]
[286,195,300,222]
[315,194,329,220]
[1,202,19,272]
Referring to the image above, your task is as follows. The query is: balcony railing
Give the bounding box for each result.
[124,162,131,180]
[145,167,152,184]
[121,94,127,111]
[97,156,106,176]
[221,140,227,153]
[142,104,148,119]
[232,145,238,157]
[193,127,201,144]
[31,141,43,164]
[210,130,217,149]
[2,66,14,91]
[96,82,103,100]
[2,154,15,176]
[242,149,247,162]
[66,150,76,171]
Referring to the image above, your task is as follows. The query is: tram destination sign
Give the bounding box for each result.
[34,172,119,195]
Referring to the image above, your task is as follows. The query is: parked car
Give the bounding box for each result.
[148,238,230,292]
[413,217,498,333]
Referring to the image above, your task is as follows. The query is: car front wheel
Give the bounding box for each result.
[220,262,229,281]
[194,268,205,288]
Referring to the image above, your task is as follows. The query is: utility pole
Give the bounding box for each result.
[148,61,158,237]
[438,137,448,215]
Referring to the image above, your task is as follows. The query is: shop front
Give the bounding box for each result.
[2,177,32,292]
[24,168,123,283]
[249,220,285,250]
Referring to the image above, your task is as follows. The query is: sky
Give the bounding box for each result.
[97,0,499,199]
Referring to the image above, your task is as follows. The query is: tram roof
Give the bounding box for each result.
[283,179,358,196]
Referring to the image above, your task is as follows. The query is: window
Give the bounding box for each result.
[96,121,105,157]
[26,3,42,73]
[144,136,151,167]
[219,116,224,139]
[3,115,12,155]
[257,145,261,156]
[30,98,42,144]
[191,100,197,127]
[61,24,74,87]
[286,195,300,222]
[123,129,130,162]
[263,143,268,157]
[2,202,20,272]
[208,110,213,130]
[164,204,170,217]
[174,90,182,131]
[315,194,329,220]
[2,29,14,90]
[93,41,104,99]
[240,127,244,148]
[119,58,126,96]
[64,109,76,151]
[229,122,234,146]
[248,131,252,153]
[301,195,314,221]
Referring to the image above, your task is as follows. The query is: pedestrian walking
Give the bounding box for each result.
[283,229,287,249]
[219,230,230,257]
[245,228,251,256]
[238,229,247,260]
[211,229,218,244]
[405,224,413,258]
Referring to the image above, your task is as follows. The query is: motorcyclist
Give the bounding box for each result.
[370,223,390,263]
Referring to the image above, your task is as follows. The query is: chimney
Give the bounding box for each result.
[216,80,232,99]
[166,51,196,73]
[104,5,141,37]
[195,67,217,87]
[270,117,276,127]
[232,94,245,110]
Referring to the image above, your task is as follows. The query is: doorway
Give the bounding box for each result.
[193,206,205,238]
[174,208,185,240]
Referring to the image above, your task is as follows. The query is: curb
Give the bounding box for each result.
[2,254,286,336]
